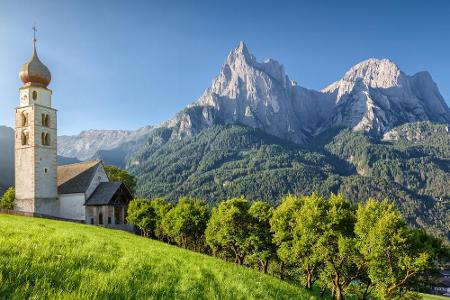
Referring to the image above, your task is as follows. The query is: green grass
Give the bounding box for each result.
[420,293,449,300]
[0,214,312,299]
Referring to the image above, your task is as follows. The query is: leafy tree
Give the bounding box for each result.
[247,201,275,273]
[161,197,209,250]
[0,187,15,209]
[105,165,137,194]
[270,195,304,280]
[126,198,156,237]
[355,199,439,299]
[205,197,252,265]
[292,194,329,290]
[149,198,173,241]
[316,194,360,300]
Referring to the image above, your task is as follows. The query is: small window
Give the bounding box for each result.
[41,114,50,127]
[21,112,28,127]
[99,213,103,225]
[21,131,29,146]
[32,91,37,100]
[41,133,50,146]
[44,168,48,174]
[108,217,112,224]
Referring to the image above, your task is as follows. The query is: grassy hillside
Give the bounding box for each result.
[0,214,310,299]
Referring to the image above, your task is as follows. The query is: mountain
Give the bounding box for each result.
[129,123,449,240]
[320,59,450,135]
[156,43,449,145]
[56,42,449,165]
[58,126,154,162]
[0,126,14,188]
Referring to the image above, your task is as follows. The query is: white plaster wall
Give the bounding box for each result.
[59,193,86,220]
[18,86,52,107]
[85,164,109,199]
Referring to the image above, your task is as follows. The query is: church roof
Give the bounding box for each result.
[57,161,101,194]
[85,182,132,206]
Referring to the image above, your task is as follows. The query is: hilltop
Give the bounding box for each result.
[0,214,310,299]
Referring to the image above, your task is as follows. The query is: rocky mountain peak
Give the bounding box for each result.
[323,58,407,102]
[344,58,403,88]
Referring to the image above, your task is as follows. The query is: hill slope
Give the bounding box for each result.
[0,214,310,299]
[129,123,449,241]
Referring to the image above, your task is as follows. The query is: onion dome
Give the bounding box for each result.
[19,42,51,87]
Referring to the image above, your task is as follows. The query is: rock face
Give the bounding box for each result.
[162,43,449,143]
[320,58,450,135]
[58,126,154,161]
[164,42,335,143]
[57,42,450,161]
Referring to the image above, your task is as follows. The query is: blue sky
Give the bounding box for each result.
[0,0,449,135]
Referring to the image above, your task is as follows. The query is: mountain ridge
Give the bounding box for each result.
[56,42,449,162]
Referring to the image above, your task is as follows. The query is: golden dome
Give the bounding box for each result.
[19,45,51,87]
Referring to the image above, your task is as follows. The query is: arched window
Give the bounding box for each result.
[45,133,50,146]
[21,131,29,146]
[32,91,37,100]
[21,112,28,127]
[99,212,103,225]
[41,114,50,127]
[41,133,50,146]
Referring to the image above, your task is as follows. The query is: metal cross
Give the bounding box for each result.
[32,24,37,47]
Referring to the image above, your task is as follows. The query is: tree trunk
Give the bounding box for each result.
[305,269,314,289]
[263,259,269,274]
[235,255,244,265]
[334,274,344,300]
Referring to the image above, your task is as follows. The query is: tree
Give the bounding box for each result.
[316,194,360,300]
[205,197,252,265]
[149,198,173,241]
[247,201,275,273]
[0,187,15,210]
[292,194,330,290]
[105,165,136,194]
[126,198,156,237]
[355,199,438,299]
[270,194,304,280]
[161,197,209,251]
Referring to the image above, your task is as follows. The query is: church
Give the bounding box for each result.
[14,33,133,230]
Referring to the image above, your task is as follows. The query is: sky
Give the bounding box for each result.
[0,0,449,135]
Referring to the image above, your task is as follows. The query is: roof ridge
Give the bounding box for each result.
[58,160,101,168]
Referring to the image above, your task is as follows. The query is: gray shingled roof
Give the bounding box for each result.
[85,182,126,206]
[57,161,101,194]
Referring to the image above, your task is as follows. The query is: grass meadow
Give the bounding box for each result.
[0,214,311,299]
[0,214,445,299]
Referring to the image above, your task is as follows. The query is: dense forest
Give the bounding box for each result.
[128,122,450,241]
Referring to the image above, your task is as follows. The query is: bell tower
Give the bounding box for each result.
[15,26,58,215]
